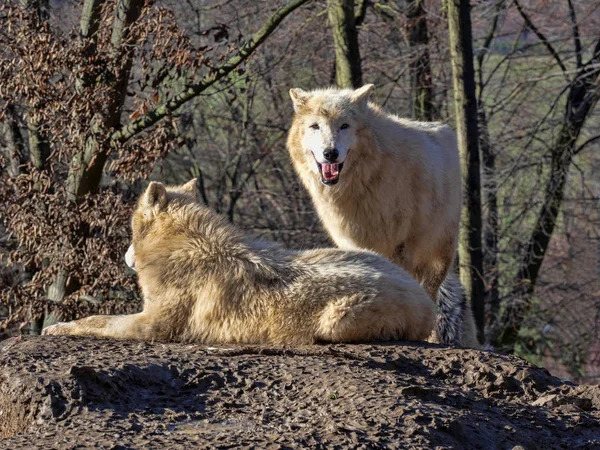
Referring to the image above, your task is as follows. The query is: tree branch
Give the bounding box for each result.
[110,0,310,144]
[567,0,582,68]
[512,0,568,77]
[590,38,600,66]
[477,0,503,81]
[573,134,600,155]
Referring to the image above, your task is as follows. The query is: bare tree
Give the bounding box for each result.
[446,0,485,343]
[493,0,600,350]
[475,0,505,333]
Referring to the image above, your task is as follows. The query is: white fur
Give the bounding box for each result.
[43,181,435,344]
[288,86,461,271]
[287,85,479,348]
[125,244,136,270]
[300,116,355,166]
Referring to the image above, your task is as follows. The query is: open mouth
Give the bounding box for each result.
[316,161,344,185]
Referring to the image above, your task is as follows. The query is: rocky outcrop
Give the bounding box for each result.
[1,336,599,449]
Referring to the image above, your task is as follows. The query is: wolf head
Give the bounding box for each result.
[125,179,198,271]
[288,84,374,185]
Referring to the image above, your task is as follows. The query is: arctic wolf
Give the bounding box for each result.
[43,180,434,344]
[286,85,477,347]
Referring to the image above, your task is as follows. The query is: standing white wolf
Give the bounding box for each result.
[286,84,478,347]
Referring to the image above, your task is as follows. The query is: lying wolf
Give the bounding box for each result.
[286,85,478,347]
[43,180,434,344]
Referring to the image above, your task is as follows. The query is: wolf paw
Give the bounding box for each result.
[42,322,74,336]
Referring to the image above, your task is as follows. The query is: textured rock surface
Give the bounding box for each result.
[1,336,599,449]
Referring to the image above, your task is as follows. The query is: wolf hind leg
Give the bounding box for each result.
[42,313,156,341]
[316,292,434,343]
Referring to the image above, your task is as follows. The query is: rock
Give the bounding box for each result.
[0,336,599,449]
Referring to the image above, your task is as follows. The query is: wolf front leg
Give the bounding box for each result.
[42,313,156,340]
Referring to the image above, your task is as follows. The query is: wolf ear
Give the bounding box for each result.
[351,84,374,106]
[144,181,167,211]
[289,88,309,112]
[180,178,198,199]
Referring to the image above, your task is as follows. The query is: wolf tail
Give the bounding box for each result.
[436,273,479,348]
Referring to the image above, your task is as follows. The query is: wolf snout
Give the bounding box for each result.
[323,148,339,162]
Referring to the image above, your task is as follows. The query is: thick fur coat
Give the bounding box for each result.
[43,180,435,344]
[286,85,478,347]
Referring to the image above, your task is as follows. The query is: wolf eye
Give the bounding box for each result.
[340,123,349,130]
[310,123,320,130]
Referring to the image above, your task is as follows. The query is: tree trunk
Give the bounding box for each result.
[446,0,485,343]
[27,119,50,170]
[46,0,127,330]
[16,0,56,331]
[355,0,367,26]
[406,0,435,121]
[67,0,143,201]
[20,1,50,171]
[327,0,362,89]
[2,104,25,178]
[76,0,106,93]
[51,0,141,331]
[476,1,503,338]
[479,107,500,324]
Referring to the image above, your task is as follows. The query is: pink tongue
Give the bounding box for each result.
[322,163,339,180]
